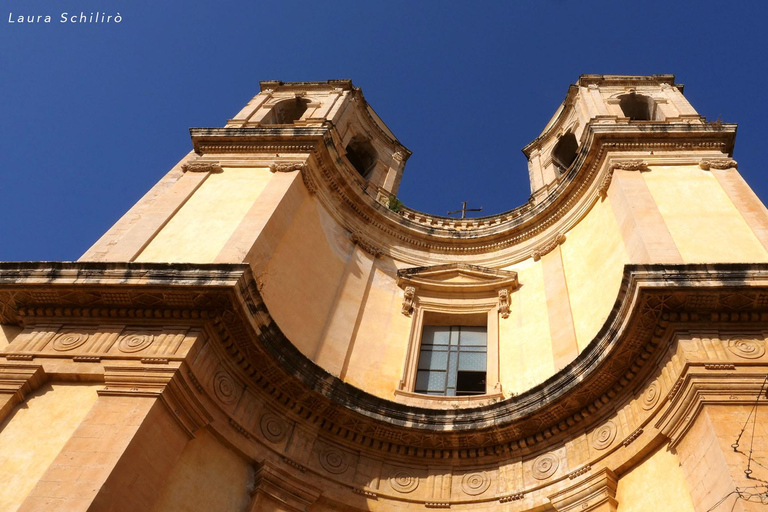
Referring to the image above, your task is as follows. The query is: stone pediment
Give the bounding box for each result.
[396,263,518,294]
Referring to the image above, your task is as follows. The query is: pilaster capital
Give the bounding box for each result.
[249,459,321,512]
[548,468,618,512]
[100,364,211,438]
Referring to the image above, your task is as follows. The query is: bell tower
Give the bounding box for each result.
[523,75,707,202]
[80,79,411,267]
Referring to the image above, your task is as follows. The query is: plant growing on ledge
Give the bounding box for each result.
[388,195,404,213]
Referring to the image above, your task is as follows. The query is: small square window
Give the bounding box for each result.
[414,325,487,396]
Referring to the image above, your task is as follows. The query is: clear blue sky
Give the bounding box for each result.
[2,1,767,260]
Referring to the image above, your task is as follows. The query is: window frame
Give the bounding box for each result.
[395,263,517,405]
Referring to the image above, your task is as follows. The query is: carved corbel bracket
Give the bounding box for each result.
[350,232,383,258]
[548,468,618,512]
[699,158,737,170]
[181,160,223,173]
[401,286,416,317]
[498,288,510,319]
[532,233,567,261]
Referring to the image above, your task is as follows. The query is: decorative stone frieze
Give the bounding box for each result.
[269,162,306,173]
[181,160,223,173]
[699,158,737,170]
[610,160,648,172]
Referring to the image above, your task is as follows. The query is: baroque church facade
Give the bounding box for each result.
[0,75,767,511]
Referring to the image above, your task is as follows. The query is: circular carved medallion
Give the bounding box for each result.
[727,339,766,359]
[592,421,617,450]
[390,468,419,493]
[461,471,491,495]
[641,381,661,411]
[117,334,154,353]
[260,413,288,443]
[532,453,559,480]
[213,371,240,404]
[51,332,88,351]
[319,447,349,474]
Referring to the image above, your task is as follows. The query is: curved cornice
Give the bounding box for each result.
[191,122,736,266]
[2,262,767,458]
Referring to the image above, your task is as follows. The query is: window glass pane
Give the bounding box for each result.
[417,349,448,371]
[415,370,446,393]
[459,327,487,346]
[458,351,487,371]
[423,325,451,345]
[456,371,486,395]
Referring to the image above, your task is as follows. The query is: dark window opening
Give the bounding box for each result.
[262,98,310,125]
[345,138,378,179]
[551,132,578,173]
[619,93,661,121]
[414,325,487,396]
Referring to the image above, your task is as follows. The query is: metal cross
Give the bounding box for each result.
[447,201,483,219]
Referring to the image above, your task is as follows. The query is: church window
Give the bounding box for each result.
[414,325,487,396]
[262,97,310,124]
[551,132,578,173]
[618,92,662,121]
[345,137,378,179]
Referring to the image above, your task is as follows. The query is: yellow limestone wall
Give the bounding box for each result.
[500,259,554,394]
[136,167,273,263]
[643,165,768,263]
[151,429,252,512]
[615,444,696,512]
[342,264,412,394]
[261,198,349,359]
[561,196,630,351]
[0,383,99,512]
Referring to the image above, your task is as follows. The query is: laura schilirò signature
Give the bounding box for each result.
[8,12,123,24]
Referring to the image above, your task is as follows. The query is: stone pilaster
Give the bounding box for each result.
[17,364,210,512]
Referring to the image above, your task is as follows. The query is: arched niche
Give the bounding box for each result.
[262,97,310,125]
[551,132,578,173]
[345,137,378,179]
[619,93,663,121]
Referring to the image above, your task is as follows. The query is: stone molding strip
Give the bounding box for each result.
[2,262,768,454]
